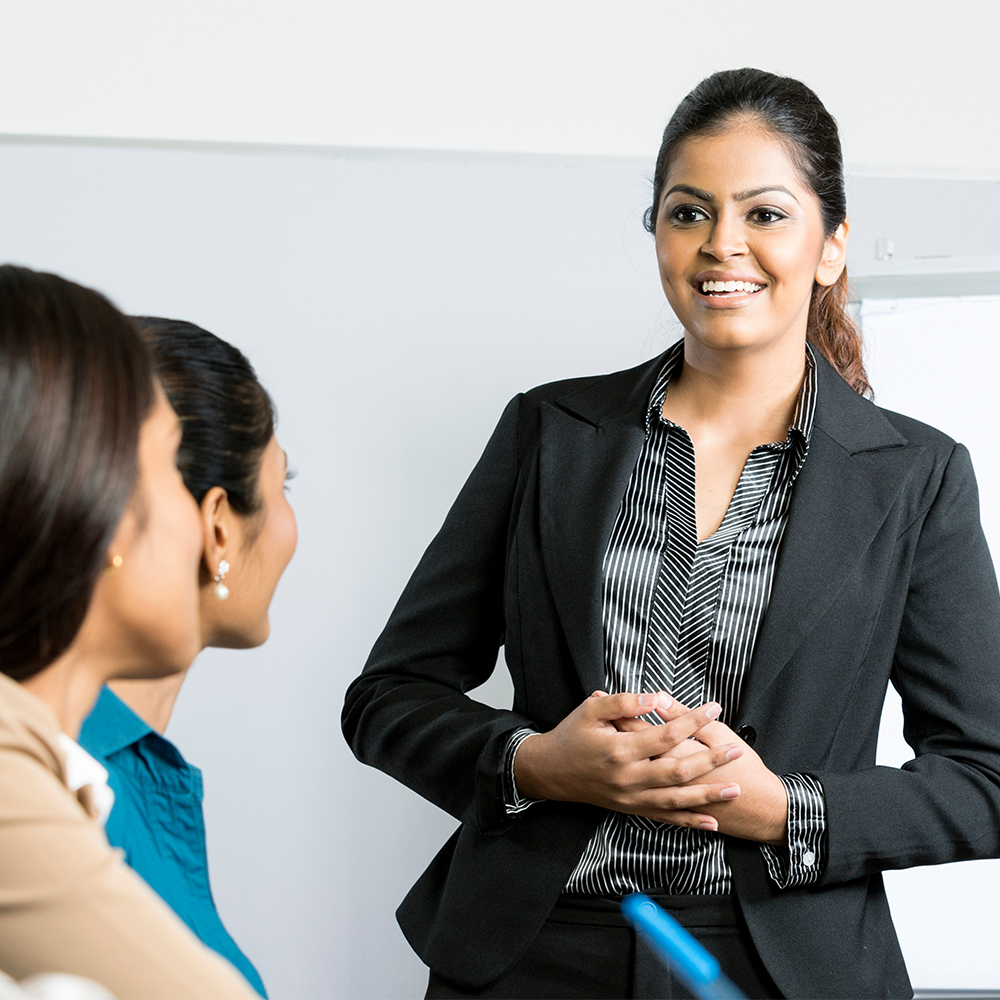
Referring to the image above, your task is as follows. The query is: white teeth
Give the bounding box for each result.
[700,279,763,294]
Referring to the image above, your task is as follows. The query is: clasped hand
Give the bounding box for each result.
[513,691,787,844]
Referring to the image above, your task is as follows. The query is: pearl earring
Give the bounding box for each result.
[213,560,230,600]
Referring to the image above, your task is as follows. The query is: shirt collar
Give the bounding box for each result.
[57,733,115,826]
[646,339,818,447]
[78,685,153,759]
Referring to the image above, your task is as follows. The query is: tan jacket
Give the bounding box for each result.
[0,672,255,1000]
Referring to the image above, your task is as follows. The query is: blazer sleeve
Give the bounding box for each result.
[817,442,1000,885]
[342,395,536,836]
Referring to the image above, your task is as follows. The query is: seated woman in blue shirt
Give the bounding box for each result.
[80,319,297,999]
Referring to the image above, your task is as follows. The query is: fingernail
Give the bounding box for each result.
[725,746,742,761]
[721,783,740,799]
[706,703,722,720]
[658,693,673,709]
[638,692,657,708]
[699,820,718,831]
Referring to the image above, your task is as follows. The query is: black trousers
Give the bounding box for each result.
[426,892,782,1000]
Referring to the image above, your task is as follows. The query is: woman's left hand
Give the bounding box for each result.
[597,692,788,844]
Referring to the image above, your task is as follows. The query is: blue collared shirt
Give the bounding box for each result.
[79,687,267,997]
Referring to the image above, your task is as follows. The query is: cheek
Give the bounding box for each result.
[654,235,696,309]
[271,498,298,569]
[167,481,204,568]
[245,498,297,606]
[655,230,688,277]
[759,231,825,289]
[115,478,202,669]
[144,477,202,610]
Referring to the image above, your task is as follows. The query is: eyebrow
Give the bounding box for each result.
[664,183,800,204]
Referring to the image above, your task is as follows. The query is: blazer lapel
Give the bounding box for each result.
[538,355,667,694]
[736,355,923,723]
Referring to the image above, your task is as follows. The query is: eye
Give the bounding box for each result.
[666,204,710,225]
[748,207,787,225]
[284,467,297,493]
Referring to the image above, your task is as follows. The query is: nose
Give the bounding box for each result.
[701,212,747,261]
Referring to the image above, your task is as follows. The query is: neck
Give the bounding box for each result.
[20,647,106,741]
[664,334,808,442]
[108,667,190,735]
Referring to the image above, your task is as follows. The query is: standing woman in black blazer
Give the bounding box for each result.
[343,68,1000,1000]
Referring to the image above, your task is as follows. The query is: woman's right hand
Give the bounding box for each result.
[512,691,745,830]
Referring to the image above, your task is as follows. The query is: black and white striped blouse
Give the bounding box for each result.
[505,341,826,895]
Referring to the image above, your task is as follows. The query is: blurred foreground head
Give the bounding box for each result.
[0,265,154,679]
[0,267,204,686]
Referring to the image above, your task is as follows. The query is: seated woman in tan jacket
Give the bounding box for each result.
[0,264,255,1000]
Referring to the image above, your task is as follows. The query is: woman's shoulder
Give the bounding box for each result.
[875,404,959,457]
[0,673,63,776]
[519,353,665,410]
[497,354,664,462]
[0,679,107,858]
[814,354,960,465]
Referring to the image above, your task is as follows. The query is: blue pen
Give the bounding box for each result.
[621,893,748,1000]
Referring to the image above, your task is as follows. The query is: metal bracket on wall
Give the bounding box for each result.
[913,991,1000,1000]
[848,256,1000,302]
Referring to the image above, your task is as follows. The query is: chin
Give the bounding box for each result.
[129,647,198,679]
[213,620,270,650]
[686,315,804,355]
[686,326,772,353]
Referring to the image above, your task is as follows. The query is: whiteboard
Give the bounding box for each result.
[866,296,1000,991]
[0,136,997,996]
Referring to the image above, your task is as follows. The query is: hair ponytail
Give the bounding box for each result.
[809,271,870,397]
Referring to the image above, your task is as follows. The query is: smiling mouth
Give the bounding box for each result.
[699,279,765,295]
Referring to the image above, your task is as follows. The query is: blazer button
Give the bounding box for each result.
[736,725,757,747]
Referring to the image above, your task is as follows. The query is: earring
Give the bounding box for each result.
[103,554,124,574]
[213,560,230,600]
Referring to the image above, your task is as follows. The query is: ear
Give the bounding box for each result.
[815,218,849,287]
[200,487,231,573]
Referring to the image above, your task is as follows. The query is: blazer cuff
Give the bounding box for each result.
[501,728,542,815]
[761,773,827,888]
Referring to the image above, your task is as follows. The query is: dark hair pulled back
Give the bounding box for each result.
[645,68,869,397]
[0,265,154,680]
[136,318,275,520]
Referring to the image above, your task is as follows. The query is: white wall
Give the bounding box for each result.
[0,0,997,177]
[865,296,1000,991]
[2,135,998,997]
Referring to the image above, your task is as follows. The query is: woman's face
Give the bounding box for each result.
[92,387,205,678]
[654,124,847,359]
[202,434,298,649]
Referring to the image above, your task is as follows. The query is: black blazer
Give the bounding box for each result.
[343,349,1000,999]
